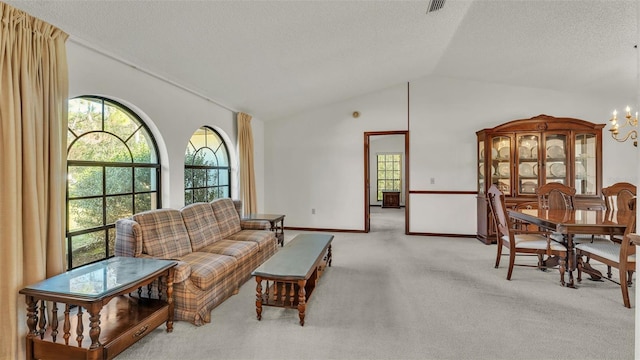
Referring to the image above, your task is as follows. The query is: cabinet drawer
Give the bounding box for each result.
[104,305,169,359]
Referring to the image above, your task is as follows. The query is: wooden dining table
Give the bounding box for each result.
[507,208,633,288]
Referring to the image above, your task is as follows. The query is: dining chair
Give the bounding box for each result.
[602,182,636,212]
[536,182,576,210]
[575,209,636,308]
[487,184,568,284]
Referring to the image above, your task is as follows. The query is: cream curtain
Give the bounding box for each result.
[0,3,69,359]
[238,112,257,216]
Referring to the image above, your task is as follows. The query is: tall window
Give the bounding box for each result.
[67,96,161,269]
[185,127,231,205]
[377,153,402,201]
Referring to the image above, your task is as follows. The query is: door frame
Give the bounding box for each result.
[364,131,409,233]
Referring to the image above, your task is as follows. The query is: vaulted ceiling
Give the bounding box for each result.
[5,0,639,121]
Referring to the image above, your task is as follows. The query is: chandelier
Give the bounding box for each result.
[609,106,638,147]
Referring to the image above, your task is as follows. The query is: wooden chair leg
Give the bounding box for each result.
[620,267,631,308]
[495,242,503,269]
[506,251,515,280]
[558,256,566,287]
[576,255,583,283]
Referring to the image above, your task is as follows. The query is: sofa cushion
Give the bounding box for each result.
[210,198,242,238]
[180,202,224,251]
[225,230,276,252]
[178,252,237,291]
[199,239,259,260]
[133,209,193,258]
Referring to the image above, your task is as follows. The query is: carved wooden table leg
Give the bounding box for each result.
[297,279,307,326]
[166,268,175,332]
[87,304,103,349]
[25,296,38,360]
[255,276,263,321]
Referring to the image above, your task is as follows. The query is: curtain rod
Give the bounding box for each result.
[68,36,239,114]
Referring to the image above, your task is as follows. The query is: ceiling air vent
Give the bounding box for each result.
[427,0,445,13]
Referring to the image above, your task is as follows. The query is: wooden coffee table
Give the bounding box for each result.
[251,233,333,326]
[19,257,176,360]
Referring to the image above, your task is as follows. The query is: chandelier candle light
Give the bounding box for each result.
[609,106,638,147]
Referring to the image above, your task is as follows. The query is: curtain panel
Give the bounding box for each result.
[0,2,69,359]
[238,112,257,216]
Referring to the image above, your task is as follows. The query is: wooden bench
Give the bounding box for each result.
[251,233,333,326]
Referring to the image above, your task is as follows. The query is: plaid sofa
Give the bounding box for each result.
[115,199,277,326]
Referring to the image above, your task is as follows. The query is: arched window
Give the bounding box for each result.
[67,96,161,269]
[185,127,231,205]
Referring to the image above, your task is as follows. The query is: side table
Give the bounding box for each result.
[19,256,176,360]
[243,214,285,246]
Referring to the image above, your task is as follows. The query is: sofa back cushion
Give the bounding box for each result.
[210,198,242,238]
[180,202,224,251]
[133,209,192,258]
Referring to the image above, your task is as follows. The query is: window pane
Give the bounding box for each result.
[207,169,219,187]
[69,198,103,232]
[184,168,193,188]
[184,190,193,205]
[378,162,386,171]
[194,189,207,203]
[218,186,230,198]
[135,167,156,192]
[68,98,103,137]
[68,166,103,198]
[201,148,217,166]
[216,145,229,167]
[71,231,106,268]
[128,128,156,163]
[103,103,140,141]
[106,195,133,224]
[219,169,229,186]
[135,193,154,213]
[69,132,130,162]
[106,167,132,194]
[193,169,206,187]
[108,228,116,258]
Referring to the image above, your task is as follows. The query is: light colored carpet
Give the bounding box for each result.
[118,207,634,360]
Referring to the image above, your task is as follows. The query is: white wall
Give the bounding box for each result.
[67,42,265,210]
[265,75,637,233]
[264,83,408,229]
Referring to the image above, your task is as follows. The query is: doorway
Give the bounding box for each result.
[364,131,409,233]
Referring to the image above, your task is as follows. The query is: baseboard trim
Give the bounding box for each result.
[285,227,366,233]
[285,227,476,238]
[406,232,476,238]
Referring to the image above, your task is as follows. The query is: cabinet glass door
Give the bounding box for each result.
[544,133,567,185]
[491,136,511,195]
[574,133,597,195]
[516,134,539,195]
[478,140,485,194]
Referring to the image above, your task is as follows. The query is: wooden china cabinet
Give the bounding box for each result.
[476,114,605,244]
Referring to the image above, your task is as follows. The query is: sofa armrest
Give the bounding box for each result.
[240,219,271,230]
[115,219,143,257]
[171,260,192,283]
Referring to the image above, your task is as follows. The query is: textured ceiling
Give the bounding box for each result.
[4,0,639,121]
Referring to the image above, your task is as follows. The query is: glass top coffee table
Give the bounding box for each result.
[19,256,176,360]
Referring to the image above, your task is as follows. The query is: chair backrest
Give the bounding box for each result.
[536,183,576,210]
[620,211,637,261]
[487,184,513,245]
[602,182,637,211]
